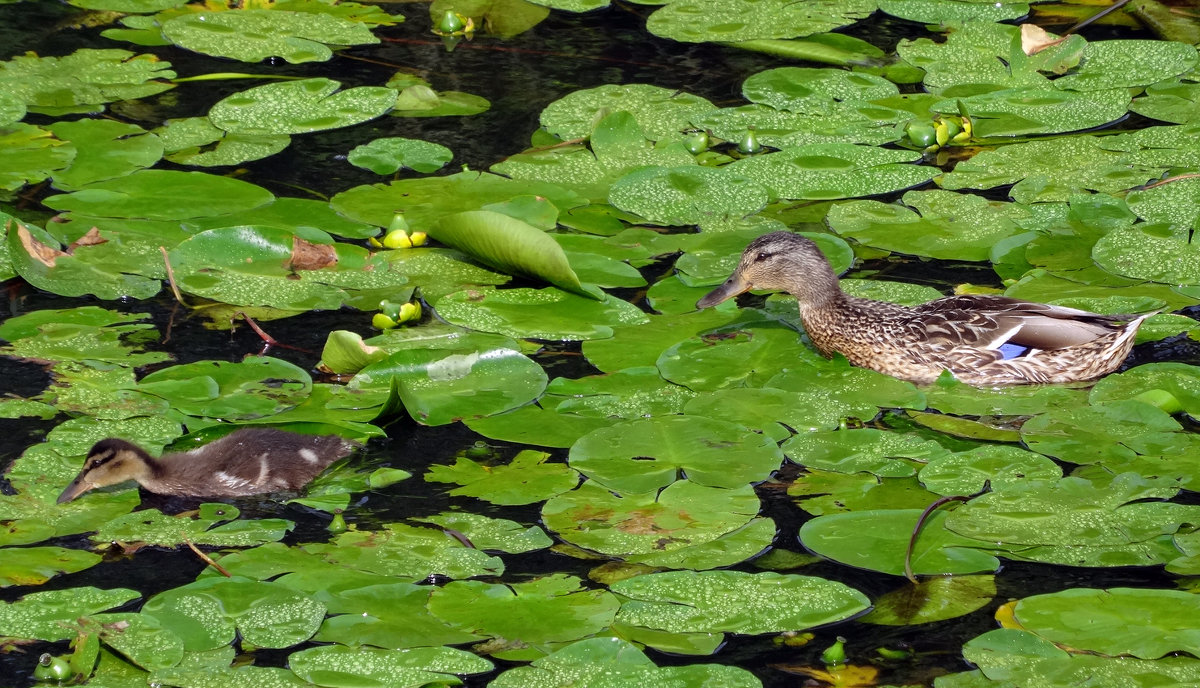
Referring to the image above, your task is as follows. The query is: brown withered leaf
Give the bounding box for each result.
[287,236,338,271]
[68,227,108,251]
[16,223,67,268]
[1020,23,1068,55]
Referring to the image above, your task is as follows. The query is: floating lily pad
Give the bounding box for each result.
[435,287,648,341]
[800,509,1001,576]
[304,523,504,581]
[7,219,163,300]
[289,645,492,687]
[613,569,870,635]
[568,415,783,493]
[782,428,949,477]
[608,165,770,227]
[1089,362,1200,419]
[1015,587,1200,658]
[788,470,941,516]
[43,169,273,220]
[657,320,825,391]
[465,403,617,448]
[138,358,310,421]
[541,480,764,565]
[162,10,380,64]
[863,575,996,626]
[932,88,1130,137]
[349,340,546,426]
[426,450,580,505]
[489,637,761,688]
[1053,39,1197,92]
[1093,223,1200,286]
[0,124,74,191]
[0,49,175,113]
[1125,177,1200,230]
[728,143,937,200]
[877,0,1029,23]
[90,503,292,547]
[46,119,162,190]
[428,575,620,651]
[538,84,715,141]
[209,79,396,136]
[314,581,485,649]
[697,102,908,148]
[544,367,696,418]
[742,67,898,112]
[415,512,553,553]
[1019,400,1195,465]
[348,136,452,174]
[1132,78,1200,124]
[646,0,874,43]
[0,587,139,642]
[919,446,1062,496]
[0,546,101,587]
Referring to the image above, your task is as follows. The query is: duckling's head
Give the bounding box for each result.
[696,231,842,310]
[57,439,155,504]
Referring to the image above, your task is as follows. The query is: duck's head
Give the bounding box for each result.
[57,439,154,504]
[696,231,840,309]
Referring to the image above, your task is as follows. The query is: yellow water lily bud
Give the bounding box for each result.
[368,236,383,248]
[382,229,413,249]
[409,231,427,247]
[372,313,398,330]
[397,301,422,323]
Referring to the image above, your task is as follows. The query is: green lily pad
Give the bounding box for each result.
[289,645,492,687]
[0,546,101,587]
[863,575,996,626]
[89,612,186,671]
[608,165,770,228]
[934,87,1131,137]
[435,287,648,341]
[0,124,74,191]
[0,48,175,113]
[347,136,452,174]
[314,581,485,649]
[142,576,324,651]
[6,218,163,300]
[183,197,380,240]
[613,569,870,635]
[646,0,874,43]
[919,446,1063,496]
[1019,400,1196,465]
[465,403,617,448]
[0,587,139,642]
[923,374,1090,416]
[878,0,1029,23]
[1093,223,1200,286]
[657,320,826,391]
[742,67,898,112]
[489,637,761,688]
[427,575,620,649]
[538,84,715,141]
[800,509,1001,576]
[157,116,291,167]
[568,415,783,493]
[544,367,696,418]
[209,79,395,136]
[1015,587,1200,658]
[43,169,274,220]
[1131,78,1200,124]
[782,428,950,477]
[788,470,941,516]
[91,503,292,547]
[1125,177,1200,230]
[138,357,310,420]
[1089,362,1200,418]
[829,190,1031,260]
[331,170,586,230]
[944,473,1200,564]
[414,512,553,553]
[728,143,937,200]
[1053,39,1197,92]
[348,340,546,426]
[304,523,504,581]
[426,450,580,505]
[541,480,764,565]
[162,10,380,64]
[46,119,163,190]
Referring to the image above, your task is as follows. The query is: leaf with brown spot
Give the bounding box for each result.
[68,227,107,251]
[288,236,338,271]
[16,223,67,267]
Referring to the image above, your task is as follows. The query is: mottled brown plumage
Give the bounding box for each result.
[696,231,1152,386]
[57,428,360,503]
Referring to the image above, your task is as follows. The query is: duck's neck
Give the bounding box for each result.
[785,257,845,311]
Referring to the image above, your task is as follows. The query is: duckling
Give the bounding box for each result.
[56,428,360,503]
[697,231,1154,386]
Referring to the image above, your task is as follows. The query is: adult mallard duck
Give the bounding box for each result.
[696,231,1152,386]
[57,428,360,503]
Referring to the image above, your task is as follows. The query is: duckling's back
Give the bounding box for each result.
[178,428,360,495]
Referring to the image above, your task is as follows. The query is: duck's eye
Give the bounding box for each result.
[754,251,770,262]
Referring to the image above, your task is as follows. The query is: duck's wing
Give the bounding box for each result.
[911,295,1129,353]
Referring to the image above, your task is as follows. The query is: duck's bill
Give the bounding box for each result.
[56,477,92,504]
[696,274,750,309]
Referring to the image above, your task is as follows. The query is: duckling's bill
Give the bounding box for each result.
[697,272,752,309]
[57,476,97,504]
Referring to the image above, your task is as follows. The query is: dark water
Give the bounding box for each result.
[1,3,1194,687]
